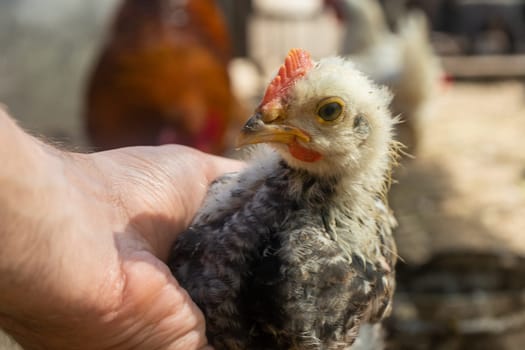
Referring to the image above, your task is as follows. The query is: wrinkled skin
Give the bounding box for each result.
[0,110,242,350]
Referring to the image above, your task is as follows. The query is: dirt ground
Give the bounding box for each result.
[390,80,525,265]
[384,80,525,349]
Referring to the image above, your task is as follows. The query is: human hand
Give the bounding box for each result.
[0,111,242,349]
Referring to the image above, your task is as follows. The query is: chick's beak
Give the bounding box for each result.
[236,110,310,148]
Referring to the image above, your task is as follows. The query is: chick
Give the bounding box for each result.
[169,49,399,349]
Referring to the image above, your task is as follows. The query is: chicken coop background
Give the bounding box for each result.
[1,0,525,349]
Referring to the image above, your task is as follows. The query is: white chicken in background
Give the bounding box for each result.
[328,0,443,154]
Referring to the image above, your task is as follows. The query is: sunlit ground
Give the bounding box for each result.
[392,81,525,263]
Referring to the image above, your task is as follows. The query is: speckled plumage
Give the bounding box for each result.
[169,51,398,349]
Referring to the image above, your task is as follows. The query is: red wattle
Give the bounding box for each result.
[288,142,323,162]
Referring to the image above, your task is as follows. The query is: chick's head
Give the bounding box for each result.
[238,49,397,184]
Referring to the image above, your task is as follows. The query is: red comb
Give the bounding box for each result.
[260,48,314,107]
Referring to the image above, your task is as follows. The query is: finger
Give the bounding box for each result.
[116,250,211,350]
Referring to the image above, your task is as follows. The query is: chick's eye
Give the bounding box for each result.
[317,98,344,122]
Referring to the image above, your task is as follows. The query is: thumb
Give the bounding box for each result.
[93,145,244,260]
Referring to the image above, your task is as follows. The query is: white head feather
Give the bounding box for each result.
[272,56,397,193]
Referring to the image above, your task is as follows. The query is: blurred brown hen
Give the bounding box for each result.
[85,0,243,154]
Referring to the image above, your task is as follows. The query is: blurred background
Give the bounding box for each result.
[1,0,525,349]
